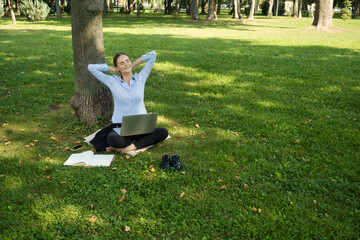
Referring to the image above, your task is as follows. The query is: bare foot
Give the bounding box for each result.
[119,143,137,152]
[106,146,123,153]
[106,144,137,153]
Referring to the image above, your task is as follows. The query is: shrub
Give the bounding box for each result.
[20,0,50,21]
[341,0,352,20]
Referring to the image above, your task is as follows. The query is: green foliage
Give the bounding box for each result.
[341,0,352,20]
[0,15,359,239]
[261,0,270,15]
[20,0,50,21]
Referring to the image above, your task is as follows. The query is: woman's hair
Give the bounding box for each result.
[113,52,130,67]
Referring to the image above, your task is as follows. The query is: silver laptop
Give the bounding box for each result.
[113,113,158,136]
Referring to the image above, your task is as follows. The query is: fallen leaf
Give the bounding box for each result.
[125,155,130,159]
[294,139,299,143]
[191,111,196,114]
[179,192,185,198]
[50,136,56,140]
[33,140,39,143]
[46,176,51,179]
[90,204,94,209]
[150,167,156,172]
[120,188,127,194]
[243,183,248,188]
[4,142,10,146]
[235,176,241,179]
[29,143,35,147]
[220,186,226,190]
[251,207,257,212]
[201,135,206,139]
[19,160,23,164]
[73,140,81,144]
[181,171,186,175]
[218,178,224,182]
[60,181,66,184]
[19,129,25,132]
[233,132,239,136]
[124,225,130,232]
[25,145,30,148]
[258,208,262,214]
[228,157,233,162]
[195,124,200,128]
[119,196,125,202]
[88,215,97,223]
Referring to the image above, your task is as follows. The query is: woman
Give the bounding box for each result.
[88,51,168,153]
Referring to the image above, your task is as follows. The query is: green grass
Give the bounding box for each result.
[0,13,360,239]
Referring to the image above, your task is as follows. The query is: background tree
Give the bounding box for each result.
[55,0,62,18]
[8,0,16,24]
[70,0,113,125]
[340,0,352,20]
[312,0,333,28]
[233,0,243,20]
[267,0,274,17]
[352,0,360,18]
[174,0,180,17]
[248,0,255,19]
[201,0,208,14]
[207,0,217,19]
[190,0,200,19]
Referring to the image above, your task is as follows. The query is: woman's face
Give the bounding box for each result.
[115,55,132,75]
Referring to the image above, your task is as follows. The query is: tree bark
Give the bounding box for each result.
[352,0,360,19]
[207,0,217,19]
[248,0,255,19]
[312,0,333,28]
[233,0,243,20]
[190,0,200,19]
[174,0,180,17]
[267,0,274,17]
[55,0,62,18]
[298,0,302,18]
[9,0,16,25]
[293,0,299,17]
[71,0,113,125]
[216,0,221,14]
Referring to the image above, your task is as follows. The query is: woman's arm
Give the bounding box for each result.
[132,57,143,69]
[138,51,156,82]
[88,63,114,87]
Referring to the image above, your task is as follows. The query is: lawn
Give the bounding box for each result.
[0,13,359,239]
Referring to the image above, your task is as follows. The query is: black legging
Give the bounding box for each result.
[106,128,168,149]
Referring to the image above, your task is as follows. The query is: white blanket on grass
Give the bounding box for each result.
[83,130,170,157]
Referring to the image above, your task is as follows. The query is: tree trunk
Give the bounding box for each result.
[233,0,243,19]
[267,0,274,17]
[248,0,255,19]
[293,0,299,17]
[312,0,333,28]
[9,0,16,25]
[55,0,62,18]
[352,0,360,19]
[201,0,207,14]
[190,0,200,19]
[16,0,20,13]
[298,0,302,18]
[70,0,113,125]
[126,0,133,14]
[103,0,107,17]
[207,0,217,19]
[174,0,180,17]
[216,0,221,14]
[136,0,140,17]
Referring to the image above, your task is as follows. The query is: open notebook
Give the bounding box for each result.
[64,151,114,166]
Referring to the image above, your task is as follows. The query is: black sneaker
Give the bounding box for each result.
[160,154,171,170]
[171,155,182,171]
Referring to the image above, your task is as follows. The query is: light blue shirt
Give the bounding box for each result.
[88,51,156,123]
